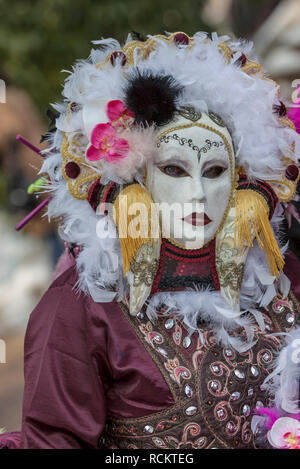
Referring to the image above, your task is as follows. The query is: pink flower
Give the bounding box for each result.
[86,99,134,163]
[86,122,129,162]
[106,99,134,128]
[267,417,300,449]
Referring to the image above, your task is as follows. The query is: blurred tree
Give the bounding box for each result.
[0,0,209,116]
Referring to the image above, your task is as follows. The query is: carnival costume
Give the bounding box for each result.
[2,31,300,449]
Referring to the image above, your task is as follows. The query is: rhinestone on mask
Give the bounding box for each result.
[230,391,241,401]
[234,369,245,379]
[183,336,191,348]
[210,381,219,390]
[226,422,235,433]
[251,366,259,377]
[143,425,154,434]
[262,352,271,361]
[212,365,220,373]
[242,404,251,417]
[165,318,175,329]
[185,384,193,398]
[157,347,168,357]
[185,406,197,416]
[286,312,295,324]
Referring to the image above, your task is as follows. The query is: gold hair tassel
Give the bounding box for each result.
[113,184,160,276]
[234,189,284,276]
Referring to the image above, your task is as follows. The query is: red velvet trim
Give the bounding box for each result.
[164,239,211,257]
[87,178,101,212]
[102,182,116,206]
[151,238,167,293]
[151,238,220,294]
[238,175,278,217]
[165,246,211,262]
[210,238,220,290]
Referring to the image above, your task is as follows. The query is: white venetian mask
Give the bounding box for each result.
[146,112,235,249]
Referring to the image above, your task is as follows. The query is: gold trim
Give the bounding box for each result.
[278,116,296,131]
[270,179,298,203]
[218,42,232,64]
[61,132,99,200]
[95,32,194,69]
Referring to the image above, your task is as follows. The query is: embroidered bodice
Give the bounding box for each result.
[99,293,300,449]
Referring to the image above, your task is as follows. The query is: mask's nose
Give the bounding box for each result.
[188,176,206,203]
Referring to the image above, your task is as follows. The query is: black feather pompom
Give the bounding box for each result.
[131,31,147,42]
[124,69,183,126]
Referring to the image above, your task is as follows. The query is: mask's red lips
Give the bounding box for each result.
[182,212,212,226]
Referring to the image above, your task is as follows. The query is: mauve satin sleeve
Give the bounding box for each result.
[21,267,109,449]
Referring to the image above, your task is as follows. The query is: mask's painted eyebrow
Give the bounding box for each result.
[155,156,192,172]
[201,154,229,168]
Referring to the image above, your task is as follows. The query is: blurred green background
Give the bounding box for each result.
[0,0,283,115]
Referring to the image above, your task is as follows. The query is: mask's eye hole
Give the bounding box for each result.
[159,165,188,177]
[202,165,227,179]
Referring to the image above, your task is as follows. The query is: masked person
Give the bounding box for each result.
[4,32,300,449]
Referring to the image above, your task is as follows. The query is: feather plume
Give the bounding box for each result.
[124,69,183,126]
